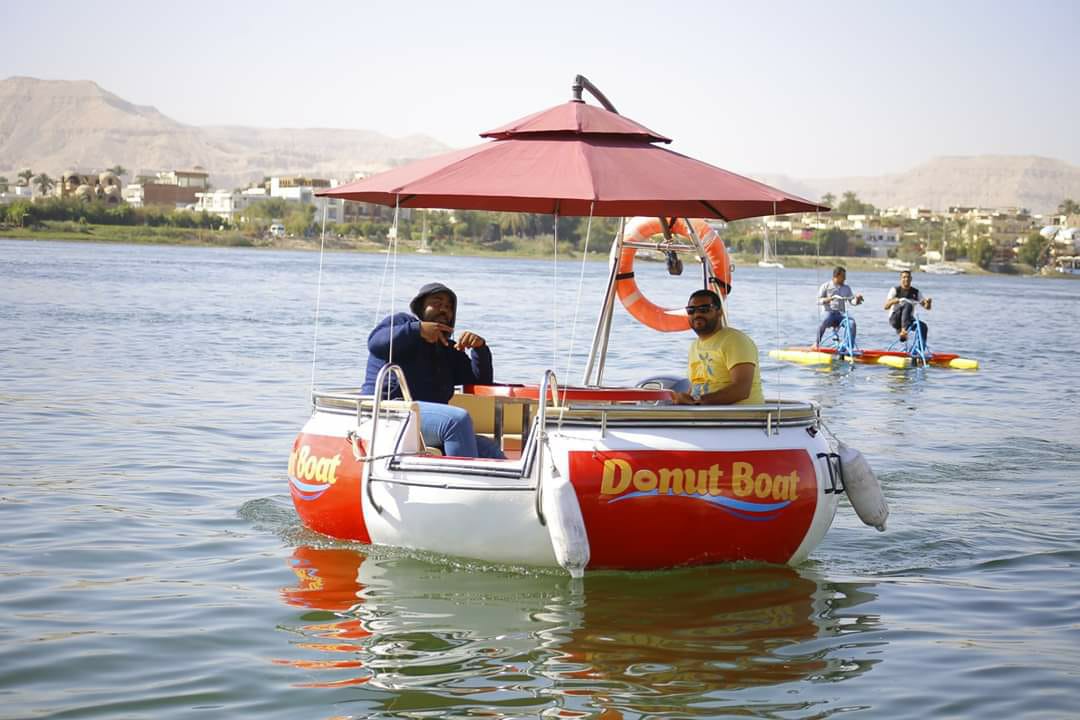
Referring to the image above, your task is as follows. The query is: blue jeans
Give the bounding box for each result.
[817,310,856,345]
[417,401,505,459]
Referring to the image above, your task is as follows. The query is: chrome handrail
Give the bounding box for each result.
[364,364,414,514]
[533,369,561,525]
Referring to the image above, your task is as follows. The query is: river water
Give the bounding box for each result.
[2,238,1078,718]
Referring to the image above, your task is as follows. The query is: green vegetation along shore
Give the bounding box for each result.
[5,220,1071,278]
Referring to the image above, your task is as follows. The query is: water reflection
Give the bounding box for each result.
[276,546,883,716]
[275,546,371,688]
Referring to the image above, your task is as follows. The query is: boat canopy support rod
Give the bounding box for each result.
[572,74,618,114]
[582,218,625,386]
[684,219,728,318]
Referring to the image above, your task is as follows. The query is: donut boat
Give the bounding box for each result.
[291,378,862,574]
[289,216,888,575]
[291,80,888,575]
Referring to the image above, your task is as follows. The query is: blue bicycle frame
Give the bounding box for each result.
[823,305,860,362]
[887,299,930,365]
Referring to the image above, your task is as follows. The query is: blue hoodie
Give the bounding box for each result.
[361,312,493,402]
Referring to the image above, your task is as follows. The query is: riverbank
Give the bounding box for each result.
[729,253,992,275]
[0,222,607,258]
[3,222,1068,277]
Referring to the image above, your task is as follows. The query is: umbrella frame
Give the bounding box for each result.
[320,77,813,389]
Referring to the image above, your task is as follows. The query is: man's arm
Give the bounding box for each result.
[368,313,424,359]
[696,363,756,405]
[884,287,898,310]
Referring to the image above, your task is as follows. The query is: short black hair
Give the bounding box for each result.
[688,289,722,307]
[833,266,846,277]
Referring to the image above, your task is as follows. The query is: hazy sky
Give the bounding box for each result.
[4,0,1078,178]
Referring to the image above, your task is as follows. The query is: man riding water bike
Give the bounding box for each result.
[884,270,932,343]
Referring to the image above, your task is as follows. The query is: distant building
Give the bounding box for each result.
[0,184,34,204]
[341,198,402,223]
[879,206,933,220]
[852,227,901,257]
[130,169,210,208]
[194,187,268,221]
[269,176,344,224]
[962,207,1035,258]
[57,170,123,204]
[122,184,144,208]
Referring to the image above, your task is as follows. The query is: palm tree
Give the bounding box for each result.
[0,176,8,193]
[499,211,527,237]
[33,173,55,195]
[107,165,128,179]
[821,192,836,208]
[17,168,33,186]
[1057,199,1080,216]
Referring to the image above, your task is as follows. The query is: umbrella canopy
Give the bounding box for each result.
[319,99,826,220]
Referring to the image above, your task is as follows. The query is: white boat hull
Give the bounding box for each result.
[289,389,844,571]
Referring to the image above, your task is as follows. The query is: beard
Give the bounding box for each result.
[691,315,720,336]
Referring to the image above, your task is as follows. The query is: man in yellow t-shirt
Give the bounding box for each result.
[673,289,764,405]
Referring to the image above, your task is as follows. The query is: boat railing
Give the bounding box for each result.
[364,363,416,445]
[311,386,819,435]
[533,369,561,516]
[362,364,416,513]
[548,400,819,437]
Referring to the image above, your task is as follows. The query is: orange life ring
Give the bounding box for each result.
[615,217,733,333]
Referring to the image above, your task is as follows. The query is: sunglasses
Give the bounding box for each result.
[685,303,718,315]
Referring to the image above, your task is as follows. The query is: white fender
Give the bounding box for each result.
[838,441,889,531]
[541,465,591,578]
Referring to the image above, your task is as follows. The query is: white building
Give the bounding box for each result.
[121,184,144,207]
[853,227,901,257]
[194,187,268,221]
[0,185,34,204]
[269,176,344,225]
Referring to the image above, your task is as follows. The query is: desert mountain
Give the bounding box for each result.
[0,77,449,189]
[3,77,1078,214]
[752,156,1080,216]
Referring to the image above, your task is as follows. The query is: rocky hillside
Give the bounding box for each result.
[4,77,1078,213]
[0,76,449,189]
[755,156,1080,216]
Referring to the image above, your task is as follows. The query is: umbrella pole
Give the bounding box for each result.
[684,218,728,325]
[582,217,625,386]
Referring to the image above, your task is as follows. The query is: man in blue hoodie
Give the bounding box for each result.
[361,282,503,459]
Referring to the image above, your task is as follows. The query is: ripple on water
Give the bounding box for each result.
[3,242,1080,718]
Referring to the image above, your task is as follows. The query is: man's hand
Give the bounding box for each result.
[454,330,486,351]
[672,391,699,405]
[855,293,864,305]
[922,297,933,310]
[419,321,454,345]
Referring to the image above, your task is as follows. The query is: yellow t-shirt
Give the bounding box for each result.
[688,327,764,404]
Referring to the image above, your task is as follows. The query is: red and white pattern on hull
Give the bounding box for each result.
[570,449,818,568]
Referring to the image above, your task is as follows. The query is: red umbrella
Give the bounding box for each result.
[319,84,825,220]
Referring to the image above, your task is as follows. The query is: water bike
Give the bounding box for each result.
[771,298,978,370]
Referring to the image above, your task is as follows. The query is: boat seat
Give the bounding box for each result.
[449,392,533,453]
[364,399,435,456]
